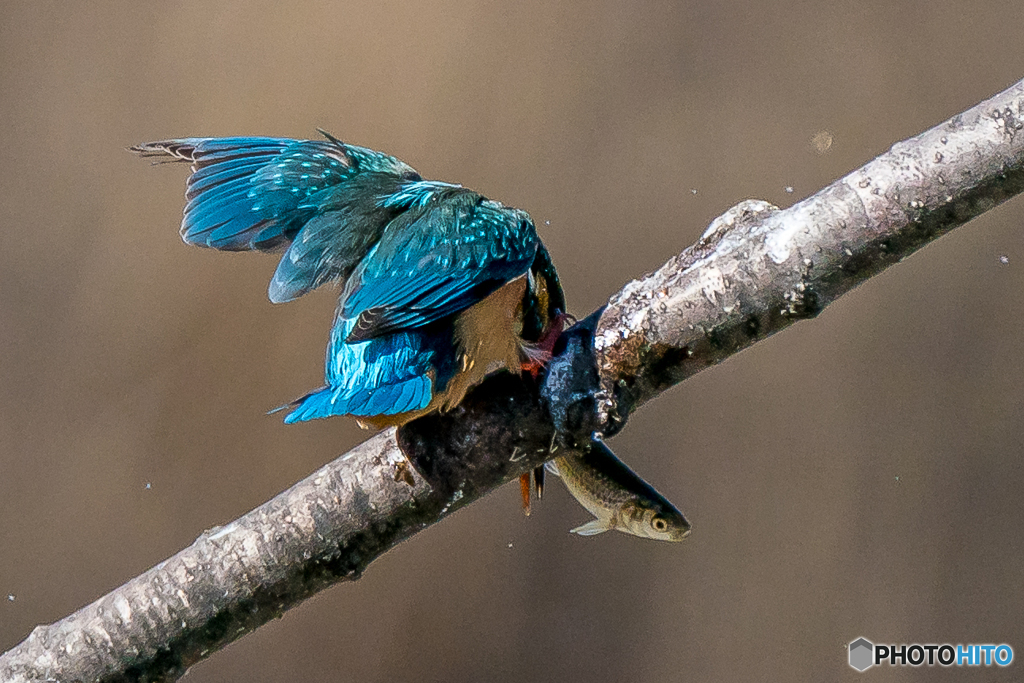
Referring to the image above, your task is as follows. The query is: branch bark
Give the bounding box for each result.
[4,77,1024,683]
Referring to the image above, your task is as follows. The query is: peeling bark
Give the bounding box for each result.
[3,78,1023,682]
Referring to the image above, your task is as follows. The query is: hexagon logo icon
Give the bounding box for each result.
[849,638,874,671]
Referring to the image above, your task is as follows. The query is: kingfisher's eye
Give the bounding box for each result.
[651,516,669,532]
[401,171,422,182]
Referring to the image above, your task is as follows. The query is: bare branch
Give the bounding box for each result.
[589,79,1024,431]
[3,77,1023,683]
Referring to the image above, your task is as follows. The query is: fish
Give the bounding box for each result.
[546,440,691,541]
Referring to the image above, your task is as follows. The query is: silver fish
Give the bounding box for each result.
[547,440,691,541]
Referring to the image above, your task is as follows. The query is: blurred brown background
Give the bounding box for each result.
[2,1,1024,681]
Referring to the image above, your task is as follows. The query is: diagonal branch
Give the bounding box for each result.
[3,77,1024,683]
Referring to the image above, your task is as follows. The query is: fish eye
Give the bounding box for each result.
[651,516,669,532]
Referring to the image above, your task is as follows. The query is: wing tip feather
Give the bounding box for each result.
[129,139,204,163]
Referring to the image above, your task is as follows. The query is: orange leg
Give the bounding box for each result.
[518,312,571,514]
[518,466,546,516]
[519,473,532,516]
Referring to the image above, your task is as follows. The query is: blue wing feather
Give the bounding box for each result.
[133,134,421,299]
[341,191,538,341]
[281,314,456,422]
[135,136,543,423]
[180,138,354,250]
[283,374,434,422]
[266,173,415,302]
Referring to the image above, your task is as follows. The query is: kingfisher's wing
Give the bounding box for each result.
[131,132,420,303]
[340,187,540,343]
[285,185,539,423]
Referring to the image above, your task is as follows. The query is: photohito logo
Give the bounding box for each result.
[848,638,1013,671]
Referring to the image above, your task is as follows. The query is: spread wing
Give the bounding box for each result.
[132,132,420,302]
[341,190,539,343]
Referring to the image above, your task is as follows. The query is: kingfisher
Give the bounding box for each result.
[133,131,564,510]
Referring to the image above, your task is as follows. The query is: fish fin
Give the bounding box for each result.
[544,460,561,477]
[570,519,611,536]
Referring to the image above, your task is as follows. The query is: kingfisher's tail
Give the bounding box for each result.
[277,374,434,424]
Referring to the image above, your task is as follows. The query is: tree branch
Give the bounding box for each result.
[4,77,1024,683]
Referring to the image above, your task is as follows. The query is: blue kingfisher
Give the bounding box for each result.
[133,131,566,511]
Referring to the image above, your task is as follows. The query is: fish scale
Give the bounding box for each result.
[547,441,691,542]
